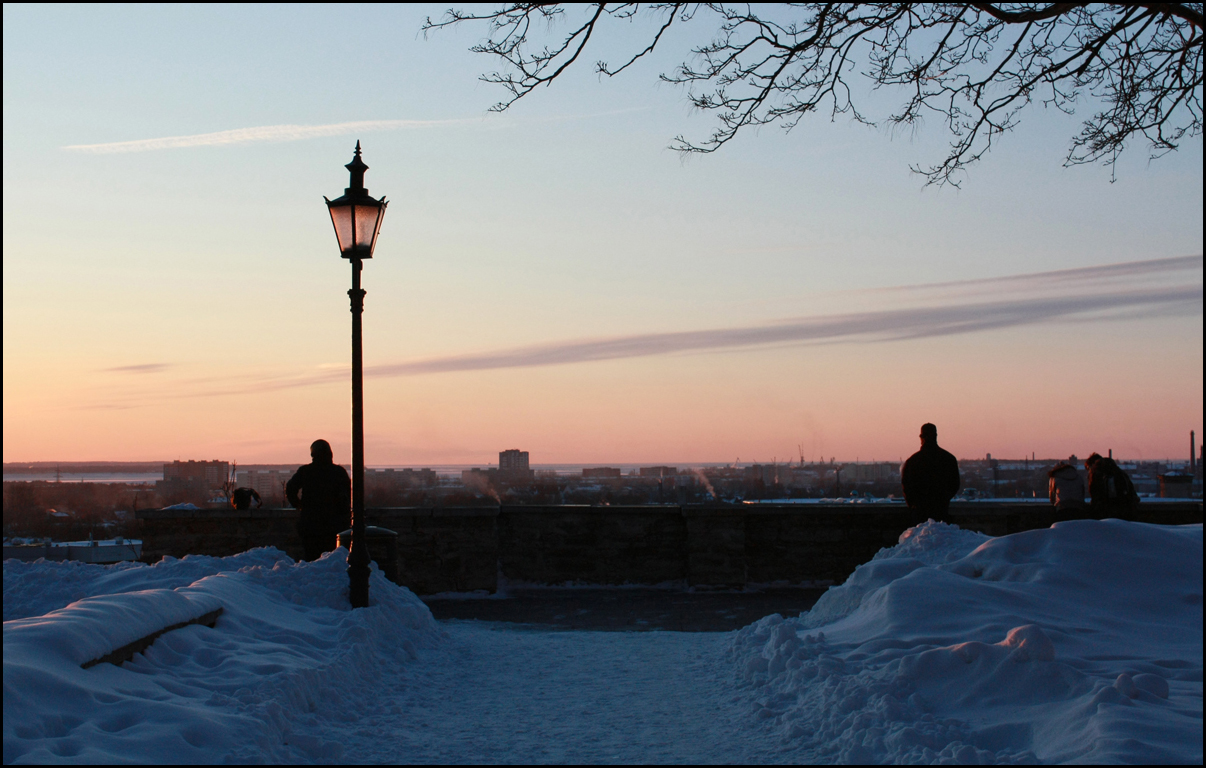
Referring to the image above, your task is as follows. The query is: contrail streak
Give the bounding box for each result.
[364,285,1201,378]
[102,363,172,374]
[875,254,1202,294]
[62,119,469,153]
[82,256,1201,407]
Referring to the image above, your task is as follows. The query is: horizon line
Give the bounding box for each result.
[4,455,1198,469]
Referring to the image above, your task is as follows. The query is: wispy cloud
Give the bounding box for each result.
[365,285,1201,377]
[78,256,1202,408]
[62,119,470,154]
[103,363,173,374]
[871,254,1202,298]
[362,255,1201,377]
[59,108,648,154]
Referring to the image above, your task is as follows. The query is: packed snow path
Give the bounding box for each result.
[327,622,767,764]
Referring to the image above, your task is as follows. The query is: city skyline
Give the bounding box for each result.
[4,4,1202,466]
[4,438,1201,474]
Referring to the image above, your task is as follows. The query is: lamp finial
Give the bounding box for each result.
[345,141,369,195]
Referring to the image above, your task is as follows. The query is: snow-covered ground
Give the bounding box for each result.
[730,519,1202,763]
[4,519,1201,764]
[4,552,439,763]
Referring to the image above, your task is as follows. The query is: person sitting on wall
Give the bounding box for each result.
[901,423,961,523]
[1085,453,1140,515]
[1048,460,1086,511]
[231,487,262,511]
[286,439,351,561]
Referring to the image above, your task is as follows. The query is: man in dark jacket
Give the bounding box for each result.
[286,439,351,561]
[901,423,961,523]
[1085,453,1140,514]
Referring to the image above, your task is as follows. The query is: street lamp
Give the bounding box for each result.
[325,141,387,608]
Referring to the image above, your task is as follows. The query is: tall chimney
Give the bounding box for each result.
[1192,430,1196,472]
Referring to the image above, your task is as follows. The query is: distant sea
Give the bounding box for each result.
[2,473,161,484]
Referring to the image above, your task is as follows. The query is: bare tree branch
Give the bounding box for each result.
[597,3,686,75]
[425,3,1204,185]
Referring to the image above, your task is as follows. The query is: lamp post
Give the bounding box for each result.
[325,141,387,608]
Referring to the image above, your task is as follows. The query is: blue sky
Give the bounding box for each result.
[3,4,1202,465]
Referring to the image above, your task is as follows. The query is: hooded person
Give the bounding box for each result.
[1085,452,1140,514]
[1048,460,1086,510]
[231,487,262,511]
[901,423,961,523]
[286,439,351,561]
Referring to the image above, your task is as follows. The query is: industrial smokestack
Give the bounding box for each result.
[1193,430,1197,472]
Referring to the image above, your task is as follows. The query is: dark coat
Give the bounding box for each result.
[286,461,351,540]
[901,443,961,514]
[1086,457,1140,513]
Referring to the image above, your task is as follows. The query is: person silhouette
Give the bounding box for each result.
[285,439,351,561]
[231,487,261,511]
[901,423,961,523]
[1048,460,1086,510]
[1084,452,1140,514]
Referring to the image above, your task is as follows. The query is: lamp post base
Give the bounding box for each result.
[348,543,371,608]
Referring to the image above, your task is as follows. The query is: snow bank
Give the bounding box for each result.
[3,547,294,622]
[730,519,1203,764]
[4,548,441,763]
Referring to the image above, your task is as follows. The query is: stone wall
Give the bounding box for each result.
[372,508,497,595]
[743,507,911,585]
[138,508,303,563]
[499,506,687,586]
[684,509,746,587]
[136,501,1202,594]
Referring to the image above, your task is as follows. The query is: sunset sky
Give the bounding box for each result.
[3,4,1202,467]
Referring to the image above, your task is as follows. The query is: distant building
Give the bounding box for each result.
[499,450,529,473]
[1159,473,1193,498]
[746,463,829,486]
[158,460,229,498]
[582,467,622,479]
[744,464,793,485]
[499,449,534,484]
[366,468,438,489]
[235,470,291,502]
[460,467,497,495]
[842,462,901,484]
[783,468,820,489]
[639,466,677,478]
[163,460,229,486]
